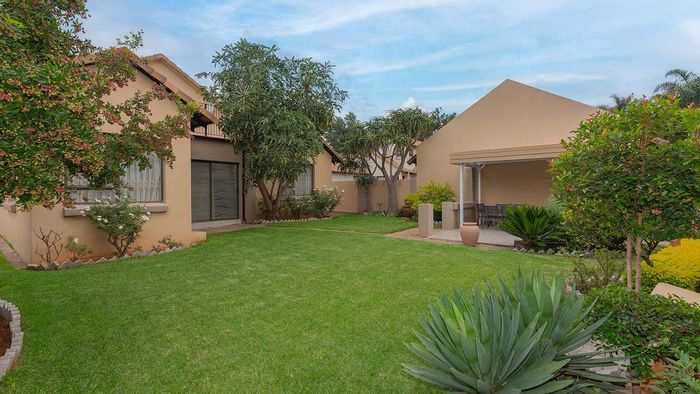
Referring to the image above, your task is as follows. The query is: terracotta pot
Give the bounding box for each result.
[459,222,479,247]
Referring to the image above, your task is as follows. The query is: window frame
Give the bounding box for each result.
[68,155,165,204]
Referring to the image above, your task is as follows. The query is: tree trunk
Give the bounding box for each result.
[634,235,643,293]
[364,185,372,213]
[386,180,398,215]
[625,234,633,291]
[633,213,644,293]
[258,183,275,219]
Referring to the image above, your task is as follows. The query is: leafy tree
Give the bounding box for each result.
[327,113,376,212]
[655,69,700,108]
[0,0,196,210]
[597,94,632,111]
[199,40,347,218]
[367,108,435,214]
[429,107,456,130]
[551,97,700,293]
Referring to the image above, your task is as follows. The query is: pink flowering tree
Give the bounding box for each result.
[0,1,196,210]
[551,96,700,293]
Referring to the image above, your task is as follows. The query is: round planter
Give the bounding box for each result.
[459,222,479,247]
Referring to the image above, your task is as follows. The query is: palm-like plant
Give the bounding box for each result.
[654,69,700,108]
[499,205,564,250]
[403,271,629,393]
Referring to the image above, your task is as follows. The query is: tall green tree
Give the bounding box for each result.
[0,0,195,210]
[654,69,700,108]
[551,97,700,293]
[327,113,376,212]
[367,108,435,214]
[199,40,347,218]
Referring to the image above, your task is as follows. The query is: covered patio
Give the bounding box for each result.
[427,143,563,247]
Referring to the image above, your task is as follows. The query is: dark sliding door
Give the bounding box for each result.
[191,161,239,222]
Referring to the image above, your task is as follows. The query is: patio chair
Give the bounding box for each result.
[476,203,485,226]
[495,204,508,225]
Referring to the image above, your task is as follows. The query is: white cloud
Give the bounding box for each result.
[195,0,456,38]
[400,96,418,108]
[339,44,473,75]
[412,72,607,92]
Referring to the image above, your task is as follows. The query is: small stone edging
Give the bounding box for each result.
[260,217,332,224]
[0,300,22,380]
[26,245,188,271]
[513,247,592,257]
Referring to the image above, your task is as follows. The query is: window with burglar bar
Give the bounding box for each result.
[69,153,163,203]
[286,165,313,196]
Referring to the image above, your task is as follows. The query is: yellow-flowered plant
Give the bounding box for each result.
[642,239,700,292]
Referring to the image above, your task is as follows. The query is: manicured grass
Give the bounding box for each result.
[0,215,569,393]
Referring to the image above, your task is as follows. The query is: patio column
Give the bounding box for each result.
[476,164,484,204]
[458,164,464,225]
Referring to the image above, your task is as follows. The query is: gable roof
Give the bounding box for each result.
[418,79,600,159]
[80,49,217,128]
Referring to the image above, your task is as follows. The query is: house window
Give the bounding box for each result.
[69,153,163,203]
[287,165,313,196]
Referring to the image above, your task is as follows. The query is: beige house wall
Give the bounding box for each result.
[416,79,598,208]
[1,71,204,264]
[480,161,552,205]
[0,208,32,263]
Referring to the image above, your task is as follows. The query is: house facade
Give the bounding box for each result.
[0,53,340,265]
[415,79,600,221]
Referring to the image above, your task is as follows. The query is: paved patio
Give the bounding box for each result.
[429,227,520,247]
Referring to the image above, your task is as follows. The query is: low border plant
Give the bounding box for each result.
[586,286,700,379]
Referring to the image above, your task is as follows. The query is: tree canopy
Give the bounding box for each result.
[654,69,700,108]
[0,0,195,210]
[551,96,700,293]
[198,39,347,218]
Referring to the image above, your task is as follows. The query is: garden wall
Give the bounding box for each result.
[331,178,416,213]
[0,204,32,265]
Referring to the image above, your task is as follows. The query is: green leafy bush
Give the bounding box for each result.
[65,235,91,261]
[404,271,628,392]
[404,182,455,221]
[650,352,700,394]
[279,187,342,219]
[309,187,342,217]
[586,286,700,378]
[84,195,150,256]
[499,205,565,250]
[570,249,625,294]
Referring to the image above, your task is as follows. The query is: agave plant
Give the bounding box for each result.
[499,205,565,250]
[403,271,629,393]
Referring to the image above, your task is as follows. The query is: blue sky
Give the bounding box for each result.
[85,0,700,119]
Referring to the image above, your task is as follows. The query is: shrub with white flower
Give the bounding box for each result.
[85,194,150,256]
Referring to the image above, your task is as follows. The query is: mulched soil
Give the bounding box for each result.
[0,317,10,357]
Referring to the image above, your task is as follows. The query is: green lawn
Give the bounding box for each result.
[0,215,569,393]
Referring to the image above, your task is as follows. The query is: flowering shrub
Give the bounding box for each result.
[84,195,150,256]
[309,187,342,217]
[642,238,700,292]
[65,235,91,261]
[278,187,342,219]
